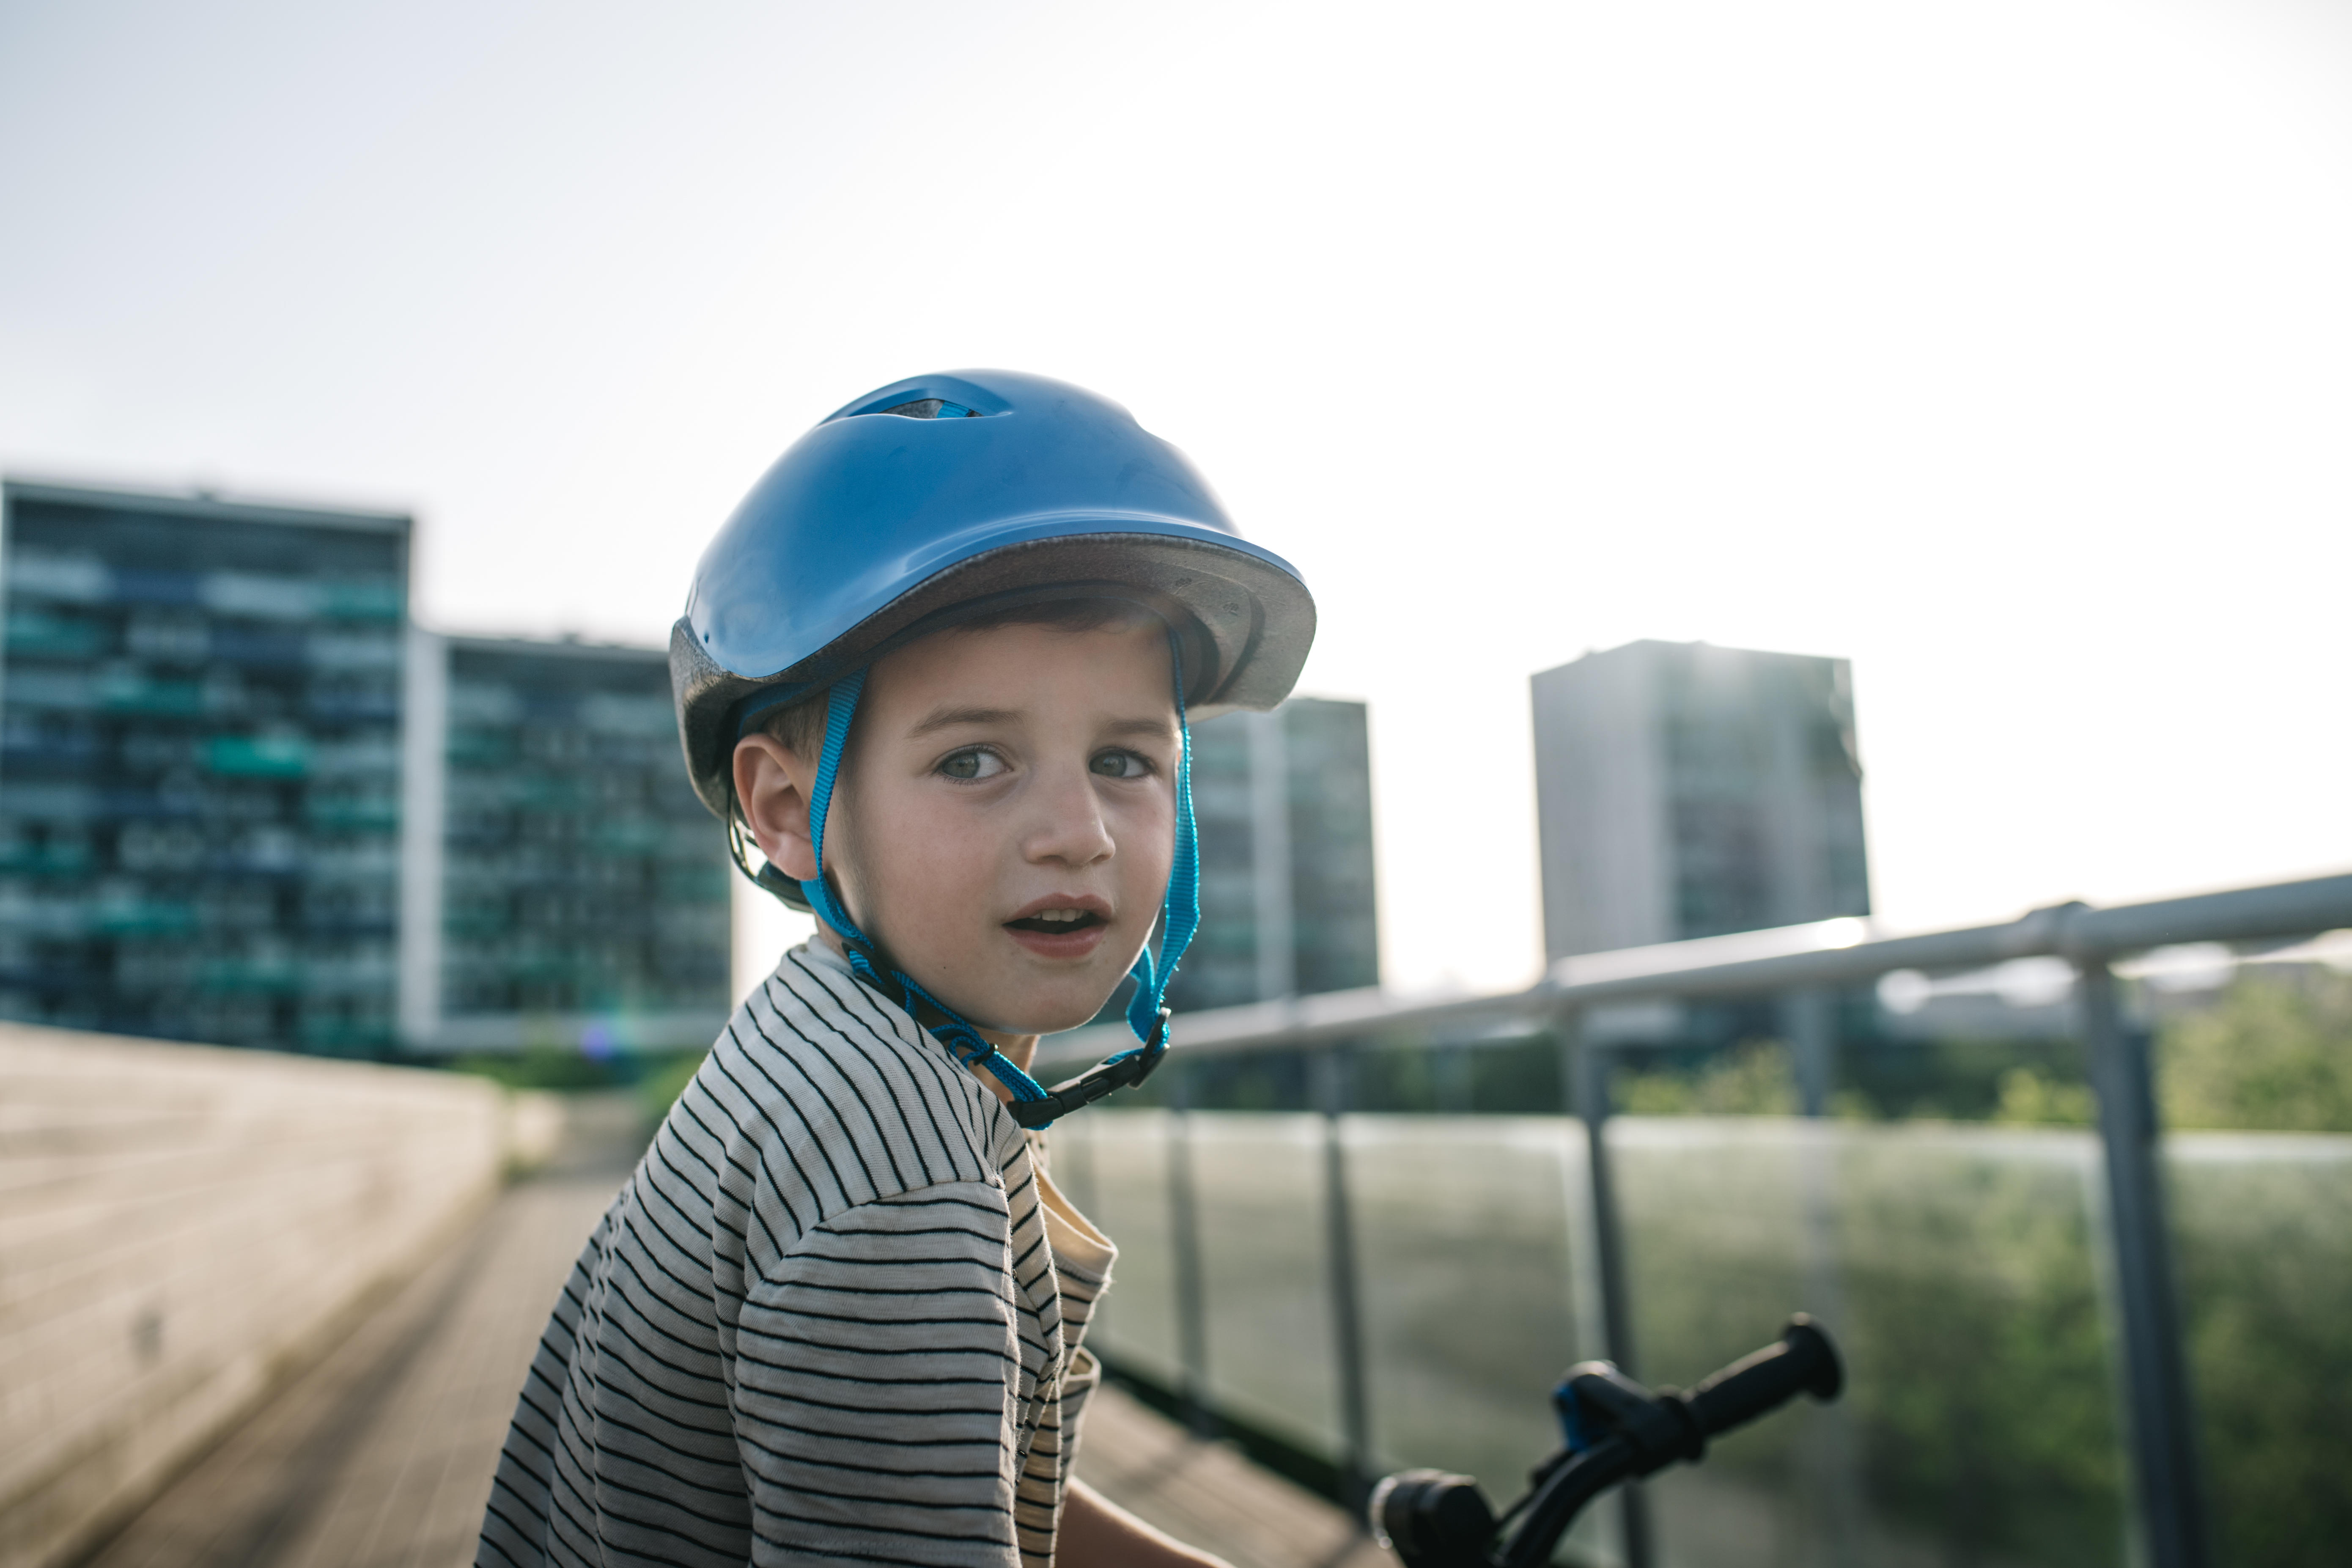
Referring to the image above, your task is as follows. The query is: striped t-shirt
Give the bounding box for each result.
[478,942,1118,1568]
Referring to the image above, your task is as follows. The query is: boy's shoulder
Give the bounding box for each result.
[688,942,1016,1217]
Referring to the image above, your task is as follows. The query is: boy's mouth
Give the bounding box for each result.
[1002,900,1112,960]
[1004,908,1105,935]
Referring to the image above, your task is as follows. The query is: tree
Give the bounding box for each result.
[2160,968,2352,1133]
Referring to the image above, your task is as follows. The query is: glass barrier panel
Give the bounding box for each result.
[1053,1109,1182,1388]
[1344,1117,1590,1506]
[1188,1112,1343,1457]
[1611,1118,2125,1568]
[2167,1131,2352,1568]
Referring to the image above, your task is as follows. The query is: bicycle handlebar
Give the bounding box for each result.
[1682,1317,1842,1439]
[1370,1316,1843,1568]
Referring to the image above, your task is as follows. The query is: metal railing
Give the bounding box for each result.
[1037,871,2352,1568]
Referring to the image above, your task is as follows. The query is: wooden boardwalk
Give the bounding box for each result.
[1075,1395,1385,1568]
[76,1101,1385,1568]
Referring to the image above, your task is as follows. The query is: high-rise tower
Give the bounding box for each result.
[401,634,733,1053]
[1167,697,1379,1012]
[0,482,410,1051]
[1531,640,1869,963]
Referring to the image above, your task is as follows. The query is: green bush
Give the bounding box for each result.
[448,1043,708,1137]
[2171,1148,2352,1567]
[1614,1040,1798,1115]
[2161,970,2352,1132]
[1616,1124,2127,1565]
[1990,1065,2096,1126]
[447,1042,632,1092]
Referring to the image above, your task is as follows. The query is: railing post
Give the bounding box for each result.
[1166,1063,1214,1437]
[1435,1041,1474,1113]
[1314,1043,1375,1511]
[2078,961,2210,1568]
[1784,989,1862,1565]
[1784,989,1836,1118]
[1564,1013,1653,1568]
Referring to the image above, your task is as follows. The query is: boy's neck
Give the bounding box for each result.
[814,924,1040,1099]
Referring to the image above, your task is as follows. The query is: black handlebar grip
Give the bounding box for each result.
[1369,1469,1498,1568]
[1681,1315,1843,1441]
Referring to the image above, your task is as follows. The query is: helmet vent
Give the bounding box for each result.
[878,398,978,420]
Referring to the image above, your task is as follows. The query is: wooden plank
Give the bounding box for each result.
[71,1099,1401,1568]
[1075,1387,1392,1568]
[0,1023,510,1568]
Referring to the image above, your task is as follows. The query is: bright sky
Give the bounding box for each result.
[4,0,2349,1000]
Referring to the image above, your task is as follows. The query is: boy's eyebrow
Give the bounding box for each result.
[906,705,1020,737]
[1099,716,1179,741]
[903,706,1178,740]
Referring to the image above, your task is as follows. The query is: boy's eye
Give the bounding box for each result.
[939,749,1007,781]
[1090,750,1151,779]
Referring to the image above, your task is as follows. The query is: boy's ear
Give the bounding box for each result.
[732,735,821,883]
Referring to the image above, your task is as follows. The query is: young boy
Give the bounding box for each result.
[477,371,1316,1568]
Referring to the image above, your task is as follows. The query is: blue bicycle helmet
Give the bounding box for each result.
[670,369,1315,1125]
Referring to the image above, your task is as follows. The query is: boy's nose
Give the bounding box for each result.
[1019,766,1117,867]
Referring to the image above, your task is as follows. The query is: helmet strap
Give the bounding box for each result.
[1125,626,1200,1041]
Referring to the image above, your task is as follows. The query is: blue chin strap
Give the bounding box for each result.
[784,630,1199,1129]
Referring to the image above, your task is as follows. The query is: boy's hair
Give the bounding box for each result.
[749,596,1159,758]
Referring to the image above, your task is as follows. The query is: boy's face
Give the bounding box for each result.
[738,619,1180,1038]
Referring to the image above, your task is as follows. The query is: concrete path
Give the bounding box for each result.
[76,1099,1386,1568]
